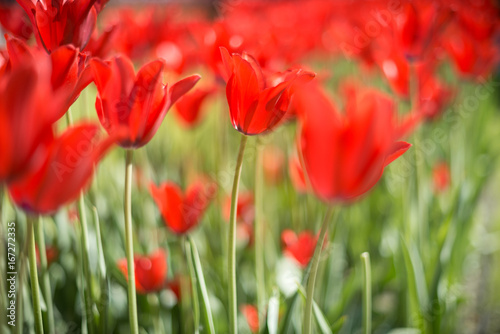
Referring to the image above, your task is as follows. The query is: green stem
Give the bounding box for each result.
[185,238,200,334]
[28,217,44,334]
[93,207,109,333]
[35,217,55,334]
[361,252,372,334]
[228,134,248,333]
[78,194,95,334]
[303,206,335,334]
[254,138,266,325]
[124,149,139,334]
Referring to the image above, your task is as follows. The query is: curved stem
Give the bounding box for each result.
[254,138,266,324]
[361,252,372,334]
[303,206,335,334]
[124,149,139,334]
[36,217,55,334]
[27,216,44,334]
[185,238,200,334]
[228,134,248,334]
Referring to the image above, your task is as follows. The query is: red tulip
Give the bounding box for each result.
[174,86,217,128]
[241,305,259,333]
[5,35,93,109]
[417,75,453,120]
[262,145,285,184]
[281,229,318,268]
[36,245,58,267]
[432,162,451,193]
[90,56,201,149]
[0,55,69,183]
[150,179,216,235]
[0,5,32,40]
[118,249,168,294]
[219,47,315,135]
[297,83,411,203]
[16,0,108,53]
[7,124,117,215]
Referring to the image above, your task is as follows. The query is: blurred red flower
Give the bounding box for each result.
[262,145,285,184]
[0,4,32,40]
[150,179,216,235]
[16,0,109,53]
[0,53,69,182]
[174,86,217,128]
[288,155,307,194]
[7,124,117,215]
[433,162,451,193]
[281,229,319,268]
[118,249,168,294]
[36,245,59,267]
[219,47,315,135]
[5,35,93,109]
[90,56,200,149]
[297,83,411,203]
[241,304,259,333]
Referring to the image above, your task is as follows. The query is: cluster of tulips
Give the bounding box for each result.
[0,0,499,333]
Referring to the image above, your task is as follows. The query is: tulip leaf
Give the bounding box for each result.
[297,284,333,334]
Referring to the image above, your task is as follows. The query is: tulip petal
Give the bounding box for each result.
[384,141,412,167]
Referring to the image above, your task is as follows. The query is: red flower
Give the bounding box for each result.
[241,304,259,333]
[118,249,168,294]
[223,191,255,224]
[417,75,453,121]
[0,54,69,183]
[298,84,411,203]
[219,47,315,135]
[150,179,216,235]
[432,162,451,193]
[16,0,108,53]
[90,56,200,149]
[5,35,93,109]
[288,155,307,194]
[7,124,117,215]
[0,5,32,40]
[174,86,217,128]
[36,245,58,267]
[262,145,285,184]
[281,229,318,268]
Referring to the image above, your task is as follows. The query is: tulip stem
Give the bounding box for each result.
[124,149,139,334]
[78,194,95,334]
[254,138,266,325]
[185,238,200,334]
[228,134,248,334]
[303,206,336,334]
[35,217,55,334]
[361,252,372,334]
[27,216,44,334]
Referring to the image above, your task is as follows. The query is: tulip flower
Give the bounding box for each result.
[90,56,200,149]
[262,145,285,184]
[118,250,168,294]
[298,84,411,203]
[7,124,117,215]
[16,0,109,53]
[281,230,318,268]
[219,47,315,135]
[433,162,451,193]
[150,179,216,235]
[5,35,93,109]
[0,5,32,40]
[241,305,259,333]
[223,192,255,224]
[0,57,68,183]
[174,86,217,127]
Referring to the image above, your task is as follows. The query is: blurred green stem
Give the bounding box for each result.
[228,134,248,334]
[27,216,44,334]
[35,217,55,334]
[124,149,139,334]
[361,252,372,334]
[254,138,266,325]
[185,238,200,334]
[303,206,335,334]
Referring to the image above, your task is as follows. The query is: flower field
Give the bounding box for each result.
[0,0,500,333]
